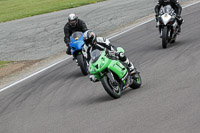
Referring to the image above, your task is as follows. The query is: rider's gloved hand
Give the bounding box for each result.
[105,49,109,55]
[66,44,71,55]
[155,14,159,28]
[109,50,116,56]
[89,75,98,82]
[155,14,159,22]
[108,50,120,57]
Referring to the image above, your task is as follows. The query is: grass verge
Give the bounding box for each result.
[0,61,12,68]
[0,0,105,23]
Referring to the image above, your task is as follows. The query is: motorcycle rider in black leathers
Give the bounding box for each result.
[155,0,183,32]
[64,13,88,55]
[82,30,137,82]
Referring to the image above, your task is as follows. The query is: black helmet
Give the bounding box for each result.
[83,30,97,46]
[68,13,78,27]
[163,0,170,2]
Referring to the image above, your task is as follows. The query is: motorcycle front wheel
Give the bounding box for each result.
[76,54,88,76]
[101,76,121,99]
[162,27,168,49]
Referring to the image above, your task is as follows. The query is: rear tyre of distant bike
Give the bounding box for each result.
[76,54,88,76]
[101,76,121,99]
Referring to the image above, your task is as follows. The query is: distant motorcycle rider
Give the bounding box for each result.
[155,0,183,32]
[64,13,88,55]
[82,30,137,82]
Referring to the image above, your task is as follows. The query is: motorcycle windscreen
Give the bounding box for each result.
[91,50,101,63]
[69,32,84,53]
[71,32,83,40]
[160,5,174,15]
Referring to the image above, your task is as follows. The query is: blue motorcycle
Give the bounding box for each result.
[69,32,88,75]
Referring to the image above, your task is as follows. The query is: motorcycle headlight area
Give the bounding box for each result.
[161,14,172,25]
[89,66,96,73]
[100,57,105,68]
[89,57,106,73]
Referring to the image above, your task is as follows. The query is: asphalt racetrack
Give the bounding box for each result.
[0,0,191,61]
[1,2,200,133]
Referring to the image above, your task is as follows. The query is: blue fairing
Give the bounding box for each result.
[69,32,84,55]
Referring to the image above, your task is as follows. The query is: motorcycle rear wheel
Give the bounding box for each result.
[130,73,142,89]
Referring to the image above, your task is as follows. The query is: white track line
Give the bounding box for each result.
[0,57,72,92]
[1,0,200,92]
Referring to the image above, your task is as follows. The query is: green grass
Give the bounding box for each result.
[0,61,12,68]
[0,0,105,23]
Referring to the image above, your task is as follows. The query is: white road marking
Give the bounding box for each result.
[1,0,200,92]
[0,56,72,92]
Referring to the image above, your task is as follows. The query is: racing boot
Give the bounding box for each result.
[128,62,139,81]
[123,58,136,76]
[177,16,184,34]
[89,75,98,82]
[178,26,181,34]
[118,52,137,77]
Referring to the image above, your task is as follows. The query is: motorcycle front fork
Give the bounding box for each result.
[159,27,172,38]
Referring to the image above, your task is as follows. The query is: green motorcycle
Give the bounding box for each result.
[89,47,142,99]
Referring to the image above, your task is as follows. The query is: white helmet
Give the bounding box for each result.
[83,30,97,46]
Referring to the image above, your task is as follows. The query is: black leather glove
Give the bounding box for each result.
[155,14,159,22]
[105,49,109,55]
[108,50,120,57]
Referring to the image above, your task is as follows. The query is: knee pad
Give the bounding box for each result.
[118,53,127,62]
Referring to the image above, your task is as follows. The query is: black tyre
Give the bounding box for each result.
[76,54,88,75]
[162,28,168,49]
[130,73,142,89]
[101,76,121,99]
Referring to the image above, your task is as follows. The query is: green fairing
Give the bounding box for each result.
[89,51,127,81]
[108,60,127,79]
